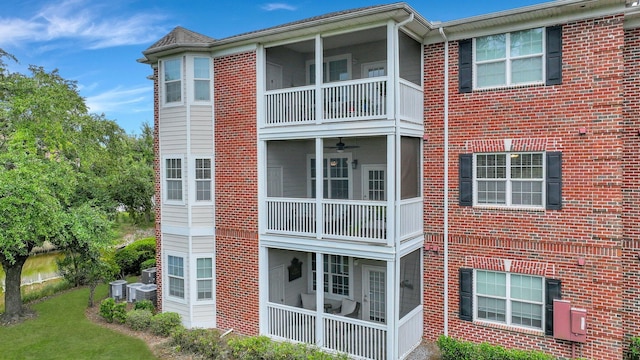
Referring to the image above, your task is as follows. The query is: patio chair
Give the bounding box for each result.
[333,298,360,319]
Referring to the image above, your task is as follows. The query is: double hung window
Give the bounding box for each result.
[166,158,183,201]
[475,153,543,207]
[310,157,350,199]
[196,258,213,300]
[195,158,211,201]
[164,58,182,103]
[476,270,544,329]
[475,28,544,88]
[167,255,185,298]
[193,57,210,101]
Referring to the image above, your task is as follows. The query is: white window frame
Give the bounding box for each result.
[167,253,186,301]
[161,57,183,106]
[164,156,184,204]
[309,254,354,299]
[194,157,212,203]
[473,28,545,90]
[473,270,545,331]
[473,152,545,209]
[190,56,212,102]
[195,257,214,301]
[306,54,352,84]
[307,153,353,199]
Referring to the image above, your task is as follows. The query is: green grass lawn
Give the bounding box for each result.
[0,284,157,360]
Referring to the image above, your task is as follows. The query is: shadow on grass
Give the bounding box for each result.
[0,283,157,360]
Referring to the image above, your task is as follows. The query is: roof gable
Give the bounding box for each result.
[146,26,215,52]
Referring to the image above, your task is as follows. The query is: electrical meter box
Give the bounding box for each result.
[553,299,587,343]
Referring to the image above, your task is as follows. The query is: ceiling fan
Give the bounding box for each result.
[324,137,359,153]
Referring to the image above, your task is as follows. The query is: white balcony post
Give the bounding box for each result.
[386,20,396,121]
[315,251,324,346]
[387,258,398,360]
[315,35,323,124]
[386,134,395,247]
[315,138,323,240]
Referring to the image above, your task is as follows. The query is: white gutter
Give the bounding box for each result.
[438,26,450,337]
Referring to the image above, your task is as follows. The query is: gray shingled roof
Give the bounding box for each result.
[146,26,215,52]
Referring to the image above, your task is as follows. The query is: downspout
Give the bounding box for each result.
[438,26,450,337]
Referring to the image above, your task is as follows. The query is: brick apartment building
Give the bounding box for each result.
[139,1,640,359]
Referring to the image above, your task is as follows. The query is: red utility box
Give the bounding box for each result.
[553,299,587,343]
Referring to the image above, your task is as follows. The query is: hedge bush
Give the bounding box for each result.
[140,258,156,272]
[126,309,153,331]
[629,337,640,360]
[114,237,156,276]
[133,299,155,313]
[437,336,554,360]
[171,327,223,359]
[150,312,182,336]
[98,298,127,324]
[227,335,348,360]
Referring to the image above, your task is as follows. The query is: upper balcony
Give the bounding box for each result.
[261,25,423,130]
[263,136,423,246]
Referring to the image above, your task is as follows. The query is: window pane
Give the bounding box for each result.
[167,180,183,201]
[197,280,212,300]
[169,277,185,298]
[512,180,543,206]
[164,59,181,81]
[195,159,211,179]
[512,57,543,84]
[194,58,210,78]
[476,271,506,297]
[196,180,211,201]
[477,180,506,204]
[168,256,184,277]
[165,81,181,103]
[476,34,506,61]
[194,80,210,101]
[197,258,212,278]
[328,59,348,82]
[512,301,543,328]
[510,28,543,57]
[477,62,506,88]
[511,275,543,302]
[477,296,506,322]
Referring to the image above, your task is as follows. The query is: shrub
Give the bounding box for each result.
[140,258,156,272]
[629,337,640,360]
[99,297,127,324]
[437,336,554,360]
[126,309,153,331]
[226,335,347,360]
[171,327,223,358]
[133,299,155,313]
[150,312,182,336]
[114,237,156,276]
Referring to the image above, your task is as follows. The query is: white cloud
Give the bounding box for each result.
[0,0,168,50]
[261,3,297,11]
[85,85,151,115]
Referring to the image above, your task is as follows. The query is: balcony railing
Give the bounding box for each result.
[266,303,387,360]
[265,197,422,243]
[263,78,422,126]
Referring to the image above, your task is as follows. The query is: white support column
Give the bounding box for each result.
[257,139,266,235]
[386,20,396,120]
[315,251,324,346]
[387,258,397,360]
[258,245,269,335]
[315,138,323,240]
[386,134,396,247]
[256,44,265,129]
[315,35,323,124]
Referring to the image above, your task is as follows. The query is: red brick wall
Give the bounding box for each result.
[622,27,640,354]
[213,51,259,335]
[152,67,163,311]
[424,16,627,360]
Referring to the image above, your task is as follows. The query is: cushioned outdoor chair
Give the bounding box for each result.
[334,298,360,318]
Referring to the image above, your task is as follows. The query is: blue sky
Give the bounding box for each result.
[1,0,552,134]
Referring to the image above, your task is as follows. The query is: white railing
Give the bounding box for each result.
[265,86,316,125]
[323,200,387,243]
[398,79,423,125]
[265,198,387,243]
[399,197,423,241]
[323,78,387,120]
[267,303,316,344]
[398,307,423,359]
[324,315,387,360]
[266,198,316,236]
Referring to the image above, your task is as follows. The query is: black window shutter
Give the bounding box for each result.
[459,268,473,321]
[545,278,562,336]
[546,26,562,85]
[458,39,473,93]
[459,154,473,206]
[546,152,562,210]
